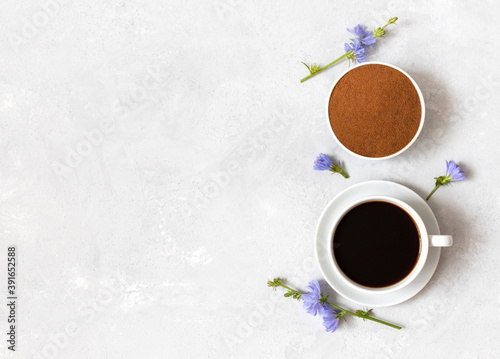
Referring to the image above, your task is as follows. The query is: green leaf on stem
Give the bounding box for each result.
[267,278,283,290]
[284,290,302,300]
[356,308,373,321]
[301,62,321,75]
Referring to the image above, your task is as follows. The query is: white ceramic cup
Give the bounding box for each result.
[328,195,452,294]
[325,62,425,160]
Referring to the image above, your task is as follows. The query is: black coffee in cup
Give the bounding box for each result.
[333,201,420,287]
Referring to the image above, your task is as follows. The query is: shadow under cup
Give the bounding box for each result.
[332,200,421,289]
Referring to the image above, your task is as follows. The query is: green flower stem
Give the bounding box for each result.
[300,53,349,83]
[338,171,349,179]
[380,20,394,31]
[331,166,349,178]
[271,280,401,330]
[426,184,441,201]
[279,283,296,292]
[325,301,401,330]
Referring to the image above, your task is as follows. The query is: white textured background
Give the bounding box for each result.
[1,1,499,358]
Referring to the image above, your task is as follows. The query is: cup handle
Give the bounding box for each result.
[428,235,453,247]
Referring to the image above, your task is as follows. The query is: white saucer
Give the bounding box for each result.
[315,180,441,307]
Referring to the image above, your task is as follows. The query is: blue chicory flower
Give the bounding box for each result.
[313,153,334,171]
[302,280,327,316]
[446,160,465,182]
[322,306,341,333]
[426,160,465,200]
[313,153,349,178]
[347,24,376,47]
[344,42,367,63]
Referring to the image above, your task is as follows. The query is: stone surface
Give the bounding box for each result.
[0,1,499,358]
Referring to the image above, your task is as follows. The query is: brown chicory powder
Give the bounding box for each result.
[328,64,422,158]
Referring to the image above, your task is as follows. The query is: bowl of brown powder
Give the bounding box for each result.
[326,62,425,159]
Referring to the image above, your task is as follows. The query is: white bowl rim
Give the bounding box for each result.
[325,61,426,160]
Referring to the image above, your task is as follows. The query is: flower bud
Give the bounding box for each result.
[373,27,385,38]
